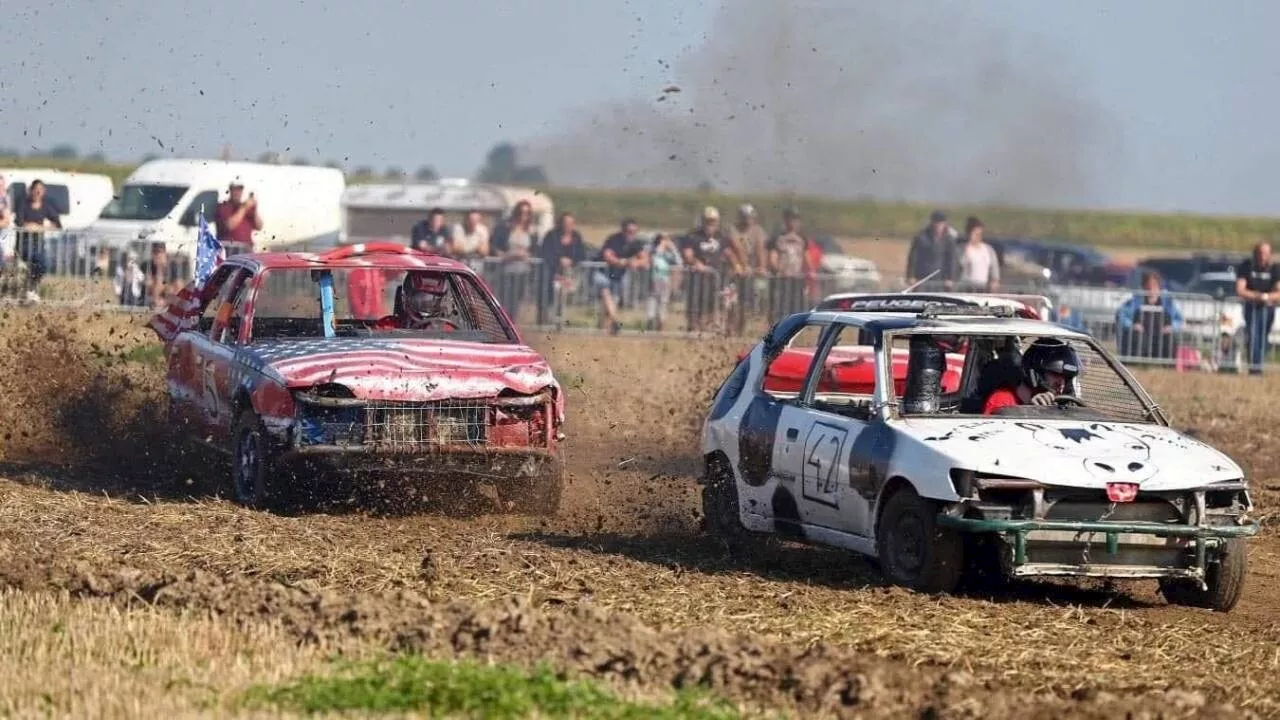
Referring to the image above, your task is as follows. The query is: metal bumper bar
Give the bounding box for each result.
[936,515,1259,573]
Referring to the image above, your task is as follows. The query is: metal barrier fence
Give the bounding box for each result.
[4,229,1279,372]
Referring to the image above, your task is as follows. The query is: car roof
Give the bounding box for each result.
[805,309,1092,338]
[225,245,474,274]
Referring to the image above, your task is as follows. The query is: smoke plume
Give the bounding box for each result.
[521,2,1121,210]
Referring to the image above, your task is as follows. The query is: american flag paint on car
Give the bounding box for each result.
[149,241,566,515]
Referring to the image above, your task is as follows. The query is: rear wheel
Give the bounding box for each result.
[700,456,773,551]
[1159,538,1247,612]
[231,409,274,509]
[876,485,964,594]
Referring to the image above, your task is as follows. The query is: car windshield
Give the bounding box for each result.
[249,266,516,343]
[99,184,188,221]
[887,329,1155,424]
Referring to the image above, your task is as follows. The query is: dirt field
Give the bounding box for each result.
[1,308,1279,718]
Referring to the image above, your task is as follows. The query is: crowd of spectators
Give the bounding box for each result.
[401,202,836,334]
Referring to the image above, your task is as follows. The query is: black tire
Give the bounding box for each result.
[876,485,965,594]
[231,409,273,509]
[1159,538,1248,612]
[496,456,563,516]
[700,456,773,551]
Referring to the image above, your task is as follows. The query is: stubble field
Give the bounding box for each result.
[0,307,1279,718]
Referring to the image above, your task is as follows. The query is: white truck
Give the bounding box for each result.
[83,159,345,260]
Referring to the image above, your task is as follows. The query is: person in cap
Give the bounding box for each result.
[679,205,731,331]
[905,209,958,290]
[728,203,769,333]
[215,181,262,251]
[373,270,458,331]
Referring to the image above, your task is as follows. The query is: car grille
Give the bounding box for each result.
[364,399,489,449]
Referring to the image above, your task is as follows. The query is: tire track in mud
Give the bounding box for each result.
[0,309,1276,718]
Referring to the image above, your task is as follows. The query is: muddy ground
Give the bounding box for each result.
[0,307,1278,718]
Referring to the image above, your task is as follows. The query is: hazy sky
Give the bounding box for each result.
[2,0,1277,216]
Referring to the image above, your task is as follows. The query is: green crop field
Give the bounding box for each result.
[5,155,1279,252]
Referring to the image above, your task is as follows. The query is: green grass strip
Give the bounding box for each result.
[240,655,743,719]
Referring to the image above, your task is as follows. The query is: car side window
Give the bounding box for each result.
[806,324,876,399]
[760,322,830,402]
[213,271,254,345]
[196,266,238,333]
[203,268,248,343]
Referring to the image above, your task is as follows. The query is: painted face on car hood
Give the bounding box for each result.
[893,417,1242,491]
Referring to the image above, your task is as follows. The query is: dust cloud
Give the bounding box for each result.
[523,2,1120,210]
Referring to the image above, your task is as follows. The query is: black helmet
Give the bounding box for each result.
[1021,337,1081,393]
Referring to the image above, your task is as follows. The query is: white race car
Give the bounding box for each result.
[700,301,1258,610]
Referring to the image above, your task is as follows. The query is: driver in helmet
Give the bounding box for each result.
[982,336,1081,414]
[373,271,456,331]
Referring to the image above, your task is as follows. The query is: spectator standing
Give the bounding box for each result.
[214,182,262,252]
[645,231,681,331]
[679,206,732,332]
[145,242,173,308]
[451,210,490,268]
[1115,270,1183,360]
[114,250,147,306]
[1234,241,1280,375]
[956,216,1000,292]
[728,204,769,330]
[410,207,451,253]
[489,201,537,323]
[767,207,812,319]
[0,174,11,267]
[536,212,587,326]
[592,218,647,334]
[15,179,62,302]
[905,210,958,290]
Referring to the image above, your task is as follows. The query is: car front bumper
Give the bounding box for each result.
[936,514,1260,582]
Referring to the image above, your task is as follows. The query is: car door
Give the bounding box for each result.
[188,267,252,443]
[167,265,239,431]
[771,322,874,534]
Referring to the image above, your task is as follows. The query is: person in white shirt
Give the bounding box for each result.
[0,175,11,266]
[451,210,490,267]
[957,215,1000,292]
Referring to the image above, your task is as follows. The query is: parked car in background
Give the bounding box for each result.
[1130,254,1247,293]
[812,235,881,291]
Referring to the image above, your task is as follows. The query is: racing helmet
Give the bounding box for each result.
[1021,337,1081,395]
[401,271,448,321]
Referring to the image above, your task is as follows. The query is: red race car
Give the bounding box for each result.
[150,242,565,514]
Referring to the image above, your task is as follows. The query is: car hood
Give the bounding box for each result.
[249,337,560,403]
[892,417,1242,491]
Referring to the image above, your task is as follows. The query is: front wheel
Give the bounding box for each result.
[875,485,964,594]
[231,409,274,509]
[1159,538,1248,612]
[496,456,563,516]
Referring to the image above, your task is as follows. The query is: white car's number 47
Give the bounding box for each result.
[802,422,847,508]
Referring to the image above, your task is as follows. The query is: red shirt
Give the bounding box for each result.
[982,387,1020,414]
[214,200,258,247]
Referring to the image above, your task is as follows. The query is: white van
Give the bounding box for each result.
[0,168,114,229]
[84,159,345,260]
[340,179,555,245]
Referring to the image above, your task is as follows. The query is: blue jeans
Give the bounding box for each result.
[1243,303,1275,372]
